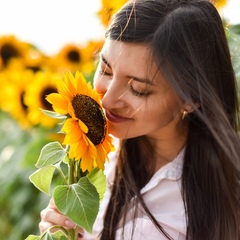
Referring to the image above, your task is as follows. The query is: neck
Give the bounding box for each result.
[147,123,188,172]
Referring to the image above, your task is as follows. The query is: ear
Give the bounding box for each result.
[181,102,200,114]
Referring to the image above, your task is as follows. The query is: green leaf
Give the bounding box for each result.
[25,228,68,240]
[62,154,70,164]
[87,168,107,201]
[25,235,40,240]
[40,109,67,120]
[42,230,68,240]
[29,165,56,195]
[36,142,67,168]
[229,24,240,35]
[53,177,99,233]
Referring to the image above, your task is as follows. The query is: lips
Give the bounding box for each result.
[105,110,130,123]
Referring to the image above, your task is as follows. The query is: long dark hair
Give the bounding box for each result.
[100,0,240,239]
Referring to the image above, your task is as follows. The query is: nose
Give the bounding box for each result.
[94,70,108,97]
[94,72,126,110]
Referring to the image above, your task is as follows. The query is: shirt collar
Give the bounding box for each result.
[140,148,185,194]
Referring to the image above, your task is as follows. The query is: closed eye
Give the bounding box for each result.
[99,68,112,76]
[129,84,150,97]
[128,78,151,97]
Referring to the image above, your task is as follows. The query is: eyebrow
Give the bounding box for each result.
[100,53,154,85]
[127,75,154,85]
[100,54,111,69]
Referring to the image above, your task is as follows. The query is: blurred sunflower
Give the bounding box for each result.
[0,71,7,109]
[24,46,49,73]
[51,43,84,74]
[0,69,34,128]
[98,0,128,27]
[24,71,59,128]
[212,0,227,9]
[81,40,104,75]
[0,35,29,69]
[46,71,114,171]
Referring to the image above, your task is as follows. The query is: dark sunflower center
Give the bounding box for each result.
[41,87,57,110]
[26,66,42,73]
[72,94,106,145]
[67,50,81,63]
[20,91,28,111]
[1,43,20,66]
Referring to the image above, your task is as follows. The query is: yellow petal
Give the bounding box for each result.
[78,120,88,133]
[46,93,68,114]
[55,78,72,101]
[81,156,94,172]
[74,141,87,159]
[95,145,106,170]
[62,119,82,144]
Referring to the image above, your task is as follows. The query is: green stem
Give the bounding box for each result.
[55,163,68,185]
[75,160,81,182]
[68,227,78,240]
[68,159,75,185]
[48,225,69,235]
[67,160,79,239]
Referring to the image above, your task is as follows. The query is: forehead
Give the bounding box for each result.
[102,39,150,56]
[102,40,151,66]
[101,39,160,81]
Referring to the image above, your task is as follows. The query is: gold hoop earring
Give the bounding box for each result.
[182,110,188,120]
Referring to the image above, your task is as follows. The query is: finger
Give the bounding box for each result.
[48,198,75,228]
[39,221,54,234]
[40,207,76,229]
[49,197,58,210]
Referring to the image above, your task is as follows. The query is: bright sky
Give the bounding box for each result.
[0,0,239,55]
[0,0,104,55]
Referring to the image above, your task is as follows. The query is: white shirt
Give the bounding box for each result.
[84,147,186,240]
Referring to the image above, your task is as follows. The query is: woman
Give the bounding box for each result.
[39,0,240,239]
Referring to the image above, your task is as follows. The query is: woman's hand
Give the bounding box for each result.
[39,198,84,239]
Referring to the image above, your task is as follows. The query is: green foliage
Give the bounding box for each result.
[26,229,68,240]
[227,24,240,94]
[35,142,67,168]
[30,165,57,195]
[0,111,106,240]
[226,24,240,133]
[87,168,107,202]
[0,111,52,240]
[54,177,99,233]
[25,114,107,239]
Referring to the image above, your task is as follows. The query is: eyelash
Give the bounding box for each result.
[129,85,150,97]
[99,69,112,76]
[99,68,150,97]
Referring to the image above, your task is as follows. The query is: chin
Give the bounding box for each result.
[108,128,136,140]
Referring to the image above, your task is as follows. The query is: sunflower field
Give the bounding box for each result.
[0,1,239,240]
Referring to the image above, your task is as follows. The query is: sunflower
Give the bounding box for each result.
[0,69,34,128]
[46,71,114,171]
[0,71,7,109]
[212,0,227,9]
[98,0,128,27]
[81,40,104,75]
[0,35,29,70]
[24,46,49,73]
[50,43,84,74]
[24,71,59,128]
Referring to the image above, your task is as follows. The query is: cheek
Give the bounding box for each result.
[93,71,103,94]
[141,99,177,124]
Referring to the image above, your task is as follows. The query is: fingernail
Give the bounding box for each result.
[65,220,76,228]
[78,233,84,239]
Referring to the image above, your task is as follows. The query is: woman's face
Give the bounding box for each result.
[94,40,185,140]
